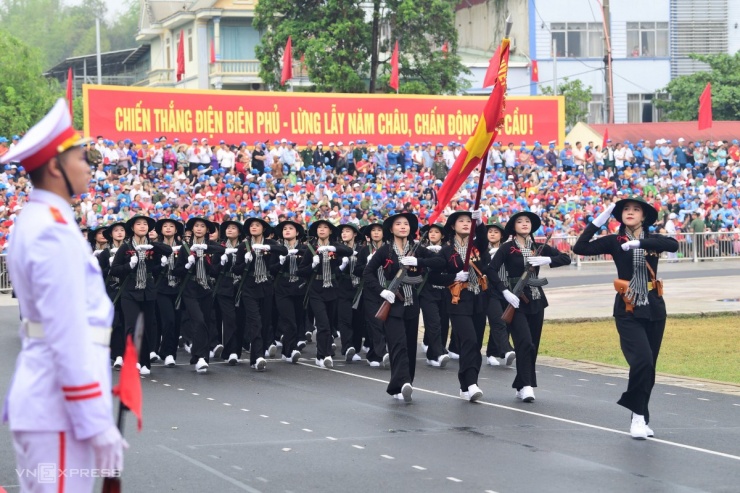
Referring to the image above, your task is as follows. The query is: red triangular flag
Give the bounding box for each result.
[389,41,399,91]
[113,335,143,430]
[176,30,185,82]
[602,128,609,150]
[66,67,74,120]
[281,36,293,86]
[210,38,216,64]
[698,82,712,130]
[530,60,539,82]
[482,45,502,88]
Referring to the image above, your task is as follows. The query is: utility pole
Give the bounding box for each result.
[368,0,381,93]
[552,39,558,96]
[96,17,102,85]
[602,0,614,123]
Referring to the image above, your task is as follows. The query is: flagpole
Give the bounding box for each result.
[463,15,513,270]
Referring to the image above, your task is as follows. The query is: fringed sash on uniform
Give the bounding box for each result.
[193,240,210,290]
[454,239,480,295]
[391,242,414,306]
[515,238,541,300]
[131,238,148,290]
[626,230,649,307]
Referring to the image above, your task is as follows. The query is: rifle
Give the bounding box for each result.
[174,242,193,310]
[501,233,553,324]
[351,244,375,309]
[301,239,318,309]
[233,238,252,307]
[375,233,428,322]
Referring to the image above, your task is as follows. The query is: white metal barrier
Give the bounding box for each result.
[0,254,11,293]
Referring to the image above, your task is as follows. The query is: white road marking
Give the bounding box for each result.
[260,415,269,418]
[241,409,249,412]
[447,477,462,482]
[177,388,184,391]
[698,398,710,401]
[605,383,616,386]
[280,421,290,425]
[163,383,171,387]
[256,477,268,483]
[352,445,365,449]
[733,404,740,407]
[665,393,676,396]
[302,428,313,432]
[282,448,291,452]
[207,398,215,401]
[327,437,337,441]
[554,374,563,377]
[231,465,243,471]
[224,403,231,406]
[192,393,199,396]
[381,455,394,459]
[485,490,499,493]
[412,465,426,471]
[151,380,158,383]
[208,454,219,460]
[296,362,740,462]
[578,378,589,382]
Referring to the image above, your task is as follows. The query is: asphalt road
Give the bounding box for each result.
[1,305,738,493]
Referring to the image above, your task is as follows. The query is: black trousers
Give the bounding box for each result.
[385,314,419,395]
[338,293,364,355]
[450,313,484,391]
[486,296,513,357]
[182,293,214,364]
[438,289,451,352]
[419,292,445,360]
[216,293,241,358]
[308,294,335,360]
[615,316,666,423]
[120,297,156,368]
[241,291,273,365]
[109,299,125,360]
[275,290,304,356]
[156,292,180,360]
[363,297,386,362]
[507,309,545,389]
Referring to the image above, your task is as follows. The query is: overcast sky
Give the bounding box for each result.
[66,0,129,21]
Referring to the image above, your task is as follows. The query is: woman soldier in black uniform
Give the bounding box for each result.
[355,222,388,368]
[271,219,307,364]
[418,223,450,368]
[155,217,184,368]
[232,217,287,371]
[439,210,489,402]
[573,198,678,439]
[99,221,126,369]
[296,220,353,369]
[363,212,444,402]
[213,219,243,365]
[337,223,364,363]
[110,215,173,375]
[483,223,516,368]
[488,211,571,403]
[89,226,108,259]
[172,217,224,374]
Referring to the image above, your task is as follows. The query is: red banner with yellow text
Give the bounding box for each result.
[83,85,564,147]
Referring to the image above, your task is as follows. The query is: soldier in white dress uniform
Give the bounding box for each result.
[2,99,127,492]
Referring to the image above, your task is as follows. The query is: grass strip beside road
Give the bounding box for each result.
[538,316,740,385]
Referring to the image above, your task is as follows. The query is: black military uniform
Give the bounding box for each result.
[336,224,364,362]
[154,218,184,366]
[417,223,450,367]
[353,223,386,366]
[212,220,243,364]
[483,223,516,365]
[99,221,126,366]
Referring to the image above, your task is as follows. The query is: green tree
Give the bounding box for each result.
[656,53,740,121]
[541,78,592,129]
[0,31,61,137]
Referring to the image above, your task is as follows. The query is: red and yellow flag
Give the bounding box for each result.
[428,38,510,225]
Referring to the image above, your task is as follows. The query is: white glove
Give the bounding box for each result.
[312,255,320,268]
[225,247,238,255]
[503,289,520,308]
[135,244,153,251]
[161,256,169,267]
[621,239,641,251]
[527,256,552,266]
[110,248,118,255]
[172,245,181,253]
[185,254,195,269]
[129,255,138,269]
[400,256,417,267]
[88,425,128,475]
[471,209,482,222]
[489,248,496,257]
[191,243,208,251]
[288,248,299,255]
[245,251,253,263]
[427,245,442,253]
[454,271,469,282]
[339,257,349,271]
[380,289,395,304]
[220,253,229,266]
[279,255,286,265]
[317,245,336,253]
[252,244,270,251]
[93,249,103,257]
[592,203,615,228]
[367,252,374,262]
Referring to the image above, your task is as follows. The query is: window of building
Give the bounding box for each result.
[551,22,603,58]
[165,37,171,69]
[188,29,193,62]
[588,94,604,124]
[627,93,667,123]
[626,22,668,57]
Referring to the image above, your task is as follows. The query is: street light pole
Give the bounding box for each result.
[96,17,102,84]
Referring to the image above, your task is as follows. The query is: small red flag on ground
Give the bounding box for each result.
[530,60,539,82]
[390,41,399,91]
[66,67,73,120]
[698,82,712,130]
[602,128,609,150]
[281,36,293,86]
[113,335,143,430]
[429,38,511,224]
[482,45,502,88]
[210,38,216,64]
[176,30,185,82]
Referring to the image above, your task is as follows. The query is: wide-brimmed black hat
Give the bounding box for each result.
[360,222,383,238]
[274,220,306,240]
[219,220,243,240]
[243,217,272,237]
[125,215,156,235]
[613,197,658,227]
[155,218,184,238]
[338,223,361,237]
[504,211,541,237]
[308,219,337,239]
[87,226,107,247]
[444,211,473,235]
[383,212,418,239]
[103,221,127,242]
[420,223,447,242]
[186,216,217,235]
[485,222,508,242]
